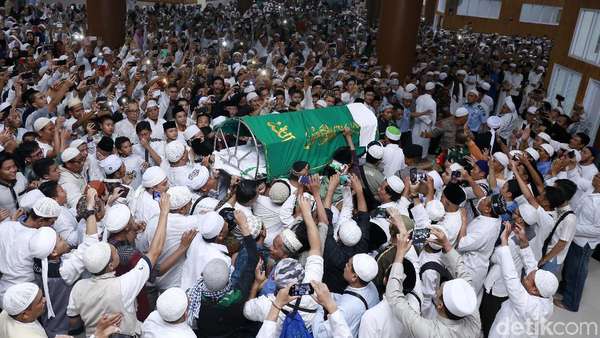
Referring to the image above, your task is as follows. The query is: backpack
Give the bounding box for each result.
[279,298,313,338]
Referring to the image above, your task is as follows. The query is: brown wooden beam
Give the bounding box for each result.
[86,0,127,49]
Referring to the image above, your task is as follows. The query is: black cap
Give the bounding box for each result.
[162,120,176,131]
[97,136,114,153]
[443,183,466,206]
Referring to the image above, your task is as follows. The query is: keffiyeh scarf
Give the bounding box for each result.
[186,268,234,326]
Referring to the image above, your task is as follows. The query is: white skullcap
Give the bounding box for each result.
[352,253,378,282]
[456,69,467,76]
[167,186,193,210]
[537,132,552,144]
[527,106,538,114]
[198,96,209,106]
[338,219,362,246]
[518,203,538,225]
[99,154,122,175]
[269,181,291,204]
[427,170,443,191]
[142,166,167,188]
[185,165,209,191]
[425,82,435,91]
[467,89,479,96]
[69,139,86,149]
[184,125,202,141]
[449,163,464,172]
[540,143,554,157]
[493,152,509,168]
[487,116,502,129]
[146,100,159,109]
[61,147,80,163]
[525,147,540,161]
[200,211,225,239]
[157,287,188,322]
[367,144,384,160]
[534,269,558,298]
[166,140,186,163]
[67,97,82,108]
[203,259,231,291]
[29,227,57,318]
[390,72,399,77]
[3,282,40,316]
[246,92,259,102]
[334,80,344,88]
[33,197,61,218]
[402,93,413,100]
[0,101,11,112]
[19,189,44,211]
[405,83,417,93]
[509,63,517,68]
[280,228,303,253]
[480,82,491,91]
[571,150,582,163]
[33,117,52,132]
[425,200,445,222]
[439,72,448,80]
[315,99,328,108]
[537,66,545,72]
[443,278,477,317]
[386,176,405,194]
[84,241,112,274]
[454,107,468,117]
[104,203,131,235]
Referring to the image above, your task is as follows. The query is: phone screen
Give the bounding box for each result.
[411,228,431,245]
[289,283,314,296]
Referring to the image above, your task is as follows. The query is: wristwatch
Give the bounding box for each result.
[81,209,95,219]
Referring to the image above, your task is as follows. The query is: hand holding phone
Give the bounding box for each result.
[410,228,431,245]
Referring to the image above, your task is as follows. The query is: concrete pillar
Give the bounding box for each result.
[376,0,423,78]
[86,0,126,49]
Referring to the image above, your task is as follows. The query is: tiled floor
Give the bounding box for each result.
[542,258,600,337]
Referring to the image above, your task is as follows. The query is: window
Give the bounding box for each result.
[519,4,561,25]
[437,0,446,13]
[569,9,600,66]
[456,0,502,19]
[547,64,582,116]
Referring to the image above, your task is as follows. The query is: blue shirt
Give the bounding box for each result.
[537,161,552,176]
[398,107,412,132]
[466,103,486,132]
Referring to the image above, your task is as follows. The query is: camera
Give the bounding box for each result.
[219,207,236,228]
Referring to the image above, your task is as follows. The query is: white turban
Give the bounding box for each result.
[103,203,131,240]
[33,197,61,218]
[29,227,57,318]
[443,278,477,317]
[166,140,187,163]
[142,166,167,188]
[493,152,509,168]
[84,242,112,274]
[2,282,40,316]
[199,211,225,239]
[352,253,378,282]
[157,287,188,322]
[167,186,193,210]
[338,219,362,246]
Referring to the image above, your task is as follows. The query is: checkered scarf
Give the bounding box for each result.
[186,269,233,326]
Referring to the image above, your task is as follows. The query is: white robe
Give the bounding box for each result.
[141,311,196,338]
[413,94,437,159]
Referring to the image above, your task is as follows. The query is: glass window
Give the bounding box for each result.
[456,0,502,19]
[547,64,582,116]
[569,9,600,66]
[519,4,562,25]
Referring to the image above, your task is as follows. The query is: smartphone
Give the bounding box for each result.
[299,175,310,185]
[410,228,431,245]
[451,170,461,181]
[119,185,130,197]
[567,151,575,159]
[374,207,388,218]
[289,283,314,296]
[152,191,161,201]
[86,78,95,86]
[410,168,418,184]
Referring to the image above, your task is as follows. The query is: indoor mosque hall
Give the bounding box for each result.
[0,0,599,337]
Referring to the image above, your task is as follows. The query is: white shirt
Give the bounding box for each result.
[0,311,47,338]
[167,163,206,192]
[141,310,196,338]
[54,206,81,247]
[133,190,160,224]
[114,119,139,144]
[145,118,167,140]
[133,141,166,167]
[122,153,145,190]
[489,246,554,338]
[37,139,53,157]
[0,221,37,304]
[545,205,576,264]
[144,213,199,290]
[58,166,86,209]
[180,238,230,291]
[572,192,600,248]
[359,297,419,338]
[0,172,27,213]
[579,163,598,181]
[257,310,351,338]
[253,195,284,247]
[457,215,502,294]
[381,144,406,177]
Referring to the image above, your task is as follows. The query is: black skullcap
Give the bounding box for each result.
[162,120,176,131]
[443,183,466,205]
[97,136,114,153]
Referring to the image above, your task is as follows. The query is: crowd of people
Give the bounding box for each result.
[0,0,598,338]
